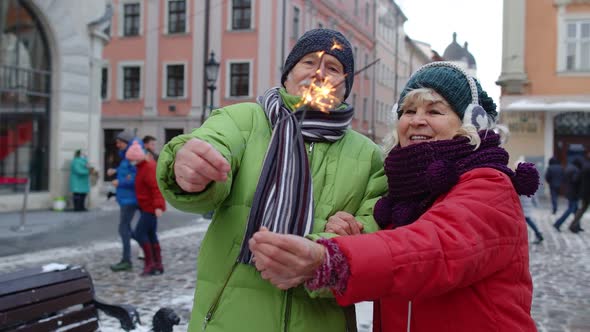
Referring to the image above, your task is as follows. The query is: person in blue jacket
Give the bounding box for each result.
[107,129,140,272]
[70,149,91,211]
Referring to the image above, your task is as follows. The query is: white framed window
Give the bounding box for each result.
[118,0,143,37]
[228,0,254,31]
[101,62,111,101]
[117,61,144,100]
[564,20,590,71]
[292,6,300,39]
[164,0,189,34]
[162,62,187,99]
[226,60,253,98]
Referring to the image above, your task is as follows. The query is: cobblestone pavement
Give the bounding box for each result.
[1,202,589,331]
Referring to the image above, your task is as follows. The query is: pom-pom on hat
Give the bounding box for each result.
[281,28,355,100]
[396,61,497,130]
[116,129,135,143]
[125,141,145,162]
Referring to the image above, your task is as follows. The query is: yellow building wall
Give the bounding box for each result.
[525,0,590,95]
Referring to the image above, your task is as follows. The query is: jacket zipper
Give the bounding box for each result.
[283,289,293,332]
[202,261,238,330]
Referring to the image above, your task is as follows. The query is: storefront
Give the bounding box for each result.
[0,0,111,211]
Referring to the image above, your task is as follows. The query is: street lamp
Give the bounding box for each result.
[203,51,220,123]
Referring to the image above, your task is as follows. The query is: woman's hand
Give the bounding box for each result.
[249,227,325,290]
[325,211,364,236]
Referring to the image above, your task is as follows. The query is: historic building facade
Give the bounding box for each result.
[497,0,590,171]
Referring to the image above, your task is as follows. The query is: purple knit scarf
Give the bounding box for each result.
[373,132,539,229]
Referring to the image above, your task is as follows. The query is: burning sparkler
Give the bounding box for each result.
[294,40,380,114]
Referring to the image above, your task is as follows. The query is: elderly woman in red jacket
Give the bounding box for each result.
[249,62,539,332]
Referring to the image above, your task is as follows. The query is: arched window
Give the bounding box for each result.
[0,0,50,193]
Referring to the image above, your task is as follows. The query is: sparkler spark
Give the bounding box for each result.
[295,42,380,114]
[331,39,343,51]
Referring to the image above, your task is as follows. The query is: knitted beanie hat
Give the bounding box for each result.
[116,129,135,143]
[281,28,355,100]
[125,141,145,162]
[396,62,497,130]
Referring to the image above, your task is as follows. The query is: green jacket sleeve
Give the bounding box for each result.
[306,144,387,298]
[156,106,250,214]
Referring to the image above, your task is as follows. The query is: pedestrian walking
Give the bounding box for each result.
[126,141,166,276]
[569,151,590,233]
[156,28,387,332]
[553,157,583,232]
[142,135,159,162]
[249,61,539,332]
[107,129,140,272]
[69,149,91,211]
[545,156,564,214]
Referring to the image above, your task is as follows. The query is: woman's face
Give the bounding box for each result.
[397,92,463,148]
[284,52,346,103]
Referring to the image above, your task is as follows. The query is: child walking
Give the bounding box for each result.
[126,141,166,275]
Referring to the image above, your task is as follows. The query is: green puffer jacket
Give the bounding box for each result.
[157,92,387,332]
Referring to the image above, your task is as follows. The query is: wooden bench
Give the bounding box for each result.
[0,264,140,331]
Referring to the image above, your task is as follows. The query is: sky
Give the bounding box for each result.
[394,0,503,106]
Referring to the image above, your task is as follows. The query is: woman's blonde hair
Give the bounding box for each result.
[383,88,507,152]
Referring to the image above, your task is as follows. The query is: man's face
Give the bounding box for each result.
[144,140,156,152]
[115,139,128,151]
[284,52,346,103]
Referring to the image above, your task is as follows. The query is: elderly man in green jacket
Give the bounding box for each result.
[157,28,387,332]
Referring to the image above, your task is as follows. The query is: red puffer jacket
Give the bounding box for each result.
[333,168,537,332]
[134,159,166,214]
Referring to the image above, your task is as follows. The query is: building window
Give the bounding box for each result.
[123,3,141,36]
[564,20,590,71]
[123,66,141,99]
[168,0,186,34]
[232,0,251,30]
[365,3,370,25]
[229,62,250,97]
[165,128,184,143]
[101,67,108,100]
[292,7,300,39]
[354,0,359,16]
[165,64,185,98]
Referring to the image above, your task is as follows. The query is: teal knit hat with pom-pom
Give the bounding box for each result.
[396,62,497,129]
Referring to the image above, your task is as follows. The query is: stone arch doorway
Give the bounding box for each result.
[554,112,590,165]
[0,0,51,193]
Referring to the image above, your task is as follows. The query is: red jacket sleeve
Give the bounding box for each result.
[146,161,166,212]
[333,168,526,305]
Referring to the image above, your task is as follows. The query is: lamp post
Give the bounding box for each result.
[203,51,220,123]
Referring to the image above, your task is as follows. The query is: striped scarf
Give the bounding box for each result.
[237,87,354,264]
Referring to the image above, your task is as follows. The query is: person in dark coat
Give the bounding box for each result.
[545,157,564,214]
[569,152,590,233]
[553,157,583,232]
